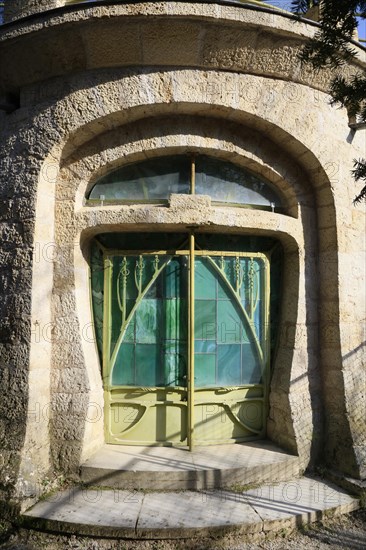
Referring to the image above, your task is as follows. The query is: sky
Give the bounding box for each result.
[262,0,365,43]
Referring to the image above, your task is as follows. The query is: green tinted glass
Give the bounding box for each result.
[90,244,104,360]
[110,255,188,387]
[194,257,263,387]
[91,234,272,391]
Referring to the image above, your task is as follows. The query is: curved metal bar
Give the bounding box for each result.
[113,403,148,436]
[223,403,262,435]
[112,400,187,437]
[116,256,129,325]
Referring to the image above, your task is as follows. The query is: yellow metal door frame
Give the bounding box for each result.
[101,243,270,448]
[188,230,195,450]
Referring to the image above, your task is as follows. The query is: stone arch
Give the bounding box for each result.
[69,115,300,217]
[20,69,359,489]
[54,115,325,474]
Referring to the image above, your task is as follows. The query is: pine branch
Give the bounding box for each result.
[292,1,366,203]
[352,159,366,203]
[330,74,366,120]
[291,1,320,14]
[291,2,366,67]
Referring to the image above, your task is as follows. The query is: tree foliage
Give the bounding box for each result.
[291,1,366,203]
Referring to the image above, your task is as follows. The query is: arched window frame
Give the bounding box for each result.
[86,154,285,213]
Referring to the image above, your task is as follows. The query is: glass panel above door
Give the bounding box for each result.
[87,155,283,210]
[195,155,281,208]
[88,155,190,201]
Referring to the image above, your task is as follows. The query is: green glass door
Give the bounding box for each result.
[97,238,270,446]
[193,254,268,444]
[104,253,189,445]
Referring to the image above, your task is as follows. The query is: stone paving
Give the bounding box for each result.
[22,477,359,539]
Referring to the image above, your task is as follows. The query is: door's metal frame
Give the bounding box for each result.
[101,243,270,448]
[188,230,195,450]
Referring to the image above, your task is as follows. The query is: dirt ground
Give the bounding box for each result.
[0,509,365,550]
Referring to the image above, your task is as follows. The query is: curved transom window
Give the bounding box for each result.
[87,155,283,210]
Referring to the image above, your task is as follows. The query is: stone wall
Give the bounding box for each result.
[2,0,290,23]
[4,0,60,22]
[0,2,365,512]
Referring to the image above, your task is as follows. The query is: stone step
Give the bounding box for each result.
[22,476,359,540]
[80,441,301,490]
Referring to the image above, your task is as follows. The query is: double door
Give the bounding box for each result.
[101,234,270,447]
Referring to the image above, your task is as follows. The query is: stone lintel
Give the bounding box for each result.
[169,193,211,210]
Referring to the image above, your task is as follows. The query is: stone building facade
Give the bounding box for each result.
[0,1,365,514]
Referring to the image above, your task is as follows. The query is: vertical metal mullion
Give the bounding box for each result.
[187,155,196,451]
[263,257,270,431]
[191,155,196,195]
[134,257,137,386]
[239,258,243,385]
[188,233,195,451]
[215,256,218,385]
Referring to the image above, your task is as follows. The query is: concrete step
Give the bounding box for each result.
[80,441,301,490]
[22,476,359,540]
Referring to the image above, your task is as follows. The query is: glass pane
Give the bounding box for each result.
[194,256,264,388]
[217,344,241,386]
[195,259,216,299]
[124,314,135,342]
[195,354,216,387]
[164,299,182,340]
[239,257,264,344]
[136,299,161,344]
[96,232,188,251]
[196,155,282,208]
[164,258,184,298]
[217,300,242,344]
[195,300,216,340]
[112,343,134,386]
[136,344,160,386]
[90,243,104,362]
[88,155,190,200]
[217,258,236,297]
[195,234,277,253]
[195,340,216,353]
[110,255,188,387]
[242,343,262,384]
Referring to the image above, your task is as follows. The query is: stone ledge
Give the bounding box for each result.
[80,441,300,490]
[327,469,366,497]
[0,4,364,98]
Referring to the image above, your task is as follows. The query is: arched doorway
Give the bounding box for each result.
[88,155,283,448]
